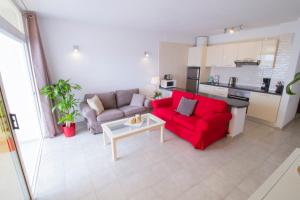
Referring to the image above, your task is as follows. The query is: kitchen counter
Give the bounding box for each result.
[159,87,249,108]
[198,92,249,108]
[200,82,282,96]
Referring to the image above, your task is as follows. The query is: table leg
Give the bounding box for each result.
[103,131,108,146]
[160,125,164,143]
[111,138,117,161]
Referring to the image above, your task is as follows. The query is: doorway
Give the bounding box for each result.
[0,32,43,194]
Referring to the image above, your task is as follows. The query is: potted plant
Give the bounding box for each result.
[286,72,300,95]
[41,79,81,137]
[153,91,162,99]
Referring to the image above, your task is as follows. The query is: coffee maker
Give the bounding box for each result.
[228,77,238,87]
[261,78,271,92]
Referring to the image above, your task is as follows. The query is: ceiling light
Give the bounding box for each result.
[144,51,149,57]
[224,25,243,34]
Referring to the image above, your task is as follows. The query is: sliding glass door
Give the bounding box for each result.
[0,31,44,194]
[0,75,31,200]
[1,0,45,197]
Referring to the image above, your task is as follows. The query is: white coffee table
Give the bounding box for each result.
[101,113,165,161]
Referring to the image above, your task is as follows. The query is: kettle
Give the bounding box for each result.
[228,77,238,87]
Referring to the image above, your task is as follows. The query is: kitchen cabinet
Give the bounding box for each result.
[237,41,262,61]
[199,84,228,97]
[188,47,206,66]
[260,39,278,67]
[222,43,238,67]
[206,45,223,67]
[247,92,281,123]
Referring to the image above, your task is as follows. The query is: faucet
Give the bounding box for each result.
[214,75,220,85]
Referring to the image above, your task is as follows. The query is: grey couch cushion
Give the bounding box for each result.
[176,97,197,116]
[85,92,117,109]
[116,88,139,107]
[119,105,146,117]
[130,93,145,107]
[96,109,124,122]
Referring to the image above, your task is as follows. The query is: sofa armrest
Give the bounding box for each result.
[80,102,97,122]
[151,97,173,109]
[196,112,232,132]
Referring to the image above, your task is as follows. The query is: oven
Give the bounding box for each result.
[227,88,250,102]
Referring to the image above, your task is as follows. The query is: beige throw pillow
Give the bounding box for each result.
[87,95,104,115]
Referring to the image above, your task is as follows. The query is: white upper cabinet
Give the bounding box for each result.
[188,47,206,66]
[204,39,278,68]
[222,43,238,67]
[260,39,278,67]
[206,45,223,67]
[237,41,262,61]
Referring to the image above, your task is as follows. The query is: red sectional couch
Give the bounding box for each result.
[152,90,232,150]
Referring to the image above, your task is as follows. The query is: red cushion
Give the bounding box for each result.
[152,107,177,121]
[173,115,199,131]
[193,95,228,117]
[171,90,194,109]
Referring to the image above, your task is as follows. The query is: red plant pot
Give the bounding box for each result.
[62,123,76,137]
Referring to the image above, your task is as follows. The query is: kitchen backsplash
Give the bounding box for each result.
[209,34,293,91]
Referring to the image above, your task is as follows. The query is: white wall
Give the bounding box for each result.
[159,42,191,88]
[37,17,194,100]
[209,19,300,128]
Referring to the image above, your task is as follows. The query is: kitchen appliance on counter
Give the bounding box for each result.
[160,79,176,88]
[163,74,173,80]
[228,77,238,87]
[275,81,284,94]
[186,67,200,93]
[261,78,271,92]
[228,88,250,102]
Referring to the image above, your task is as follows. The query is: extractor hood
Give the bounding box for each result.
[234,60,260,67]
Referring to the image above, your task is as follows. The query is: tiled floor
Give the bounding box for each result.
[36,117,300,200]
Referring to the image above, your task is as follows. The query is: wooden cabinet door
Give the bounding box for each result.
[260,39,278,67]
[222,43,238,67]
[247,92,281,122]
[188,47,199,66]
[188,47,203,66]
[206,45,223,67]
[237,41,262,61]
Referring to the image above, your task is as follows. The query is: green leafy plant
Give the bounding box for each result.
[153,91,162,99]
[40,79,81,127]
[286,72,300,95]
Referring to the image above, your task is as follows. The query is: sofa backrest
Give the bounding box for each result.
[115,88,139,107]
[171,90,194,109]
[84,92,117,109]
[193,95,228,117]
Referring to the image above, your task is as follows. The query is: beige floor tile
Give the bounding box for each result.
[225,188,249,200]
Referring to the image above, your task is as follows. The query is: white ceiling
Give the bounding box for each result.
[23,0,300,35]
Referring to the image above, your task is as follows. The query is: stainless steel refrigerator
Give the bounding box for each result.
[186,67,200,93]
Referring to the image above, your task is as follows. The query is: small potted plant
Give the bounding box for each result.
[153,91,162,99]
[41,79,81,137]
[286,72,300,95]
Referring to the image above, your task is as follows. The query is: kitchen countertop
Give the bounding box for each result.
[159,87,249,108]
[200,82,282,96]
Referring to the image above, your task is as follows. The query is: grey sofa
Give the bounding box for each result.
[80,88,151,134]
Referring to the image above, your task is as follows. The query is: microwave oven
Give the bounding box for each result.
[160,79,176,88]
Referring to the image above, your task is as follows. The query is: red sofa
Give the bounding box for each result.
[152,90,232,150]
